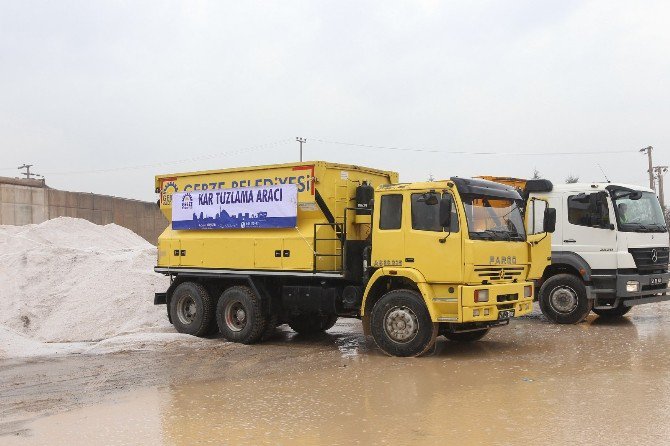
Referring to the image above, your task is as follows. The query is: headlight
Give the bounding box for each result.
[524,285,533,298]
[626,281,640,292]
[474,289,489,302]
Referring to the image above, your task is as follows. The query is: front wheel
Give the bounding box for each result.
[592,302,632,318]
[370,289,438,357]
[539,274,592,324]
[443,328,490,342]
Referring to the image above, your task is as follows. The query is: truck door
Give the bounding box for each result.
[371,193,405,268]
[403,191,462,283]
[526,197,551,279]
[560,192,617,269]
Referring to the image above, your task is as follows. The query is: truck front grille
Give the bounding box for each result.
[474,266,524,282]
[628,247,669,273]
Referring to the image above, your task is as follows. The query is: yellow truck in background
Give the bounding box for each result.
[154,161,556,356]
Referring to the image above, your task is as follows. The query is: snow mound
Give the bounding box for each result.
[0,217,205,359]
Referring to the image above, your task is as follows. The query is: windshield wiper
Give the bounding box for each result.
[470,231,495,240]
[482,229,512,241]
[647,223,668,232]
[625,223,651,232]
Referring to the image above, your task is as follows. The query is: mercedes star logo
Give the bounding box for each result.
[651,249,658,263]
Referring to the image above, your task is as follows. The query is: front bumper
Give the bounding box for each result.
[435,282,534,323]
[588,271,670,307]
[586,272,670,306]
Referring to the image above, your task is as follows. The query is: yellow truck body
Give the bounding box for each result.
[154,162,554,356]
[156,161,397,273]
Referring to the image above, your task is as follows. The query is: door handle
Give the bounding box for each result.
[563,239,576,243]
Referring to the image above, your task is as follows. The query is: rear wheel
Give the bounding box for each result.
[539,274,592,324]
[216,286,267,344]
[370,289,438,357]
[288,314,338,334]
[592,302,632,318]
[169,282,214,337]
[443,328,490,342]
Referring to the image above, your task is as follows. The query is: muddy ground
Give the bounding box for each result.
[1,307,669,445]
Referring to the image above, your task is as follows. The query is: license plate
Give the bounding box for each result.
[498,310,515,320]
[651,277,663,285]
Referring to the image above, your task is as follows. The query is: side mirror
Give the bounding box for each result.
[419,192,439,205]
[439,197,452,228]
[573,193,590,204]
[543,207,557,233]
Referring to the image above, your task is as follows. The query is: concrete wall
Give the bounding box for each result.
[0,177,167,244]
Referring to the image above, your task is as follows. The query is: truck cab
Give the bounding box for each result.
[532,182,670,323]
[360,177,555,355]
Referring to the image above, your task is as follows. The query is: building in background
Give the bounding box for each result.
[0,176,166,244]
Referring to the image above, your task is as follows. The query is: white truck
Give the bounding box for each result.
[485,178,670,323]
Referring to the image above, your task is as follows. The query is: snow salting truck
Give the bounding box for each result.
[154,162,556,356]
[483,177,670,324]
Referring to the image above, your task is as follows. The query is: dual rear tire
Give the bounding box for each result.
[169,282,269,343]
[169,282,337,343]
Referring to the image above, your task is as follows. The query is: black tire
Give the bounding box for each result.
[444,328,490,342]
[539,274,592,324]
[260,313,279,341]
[370,289,438,357]
[321,314,338,331]
[288,313,338,334]
[592,302,632,318]
[216,286,267,344]
[169,282,214,337]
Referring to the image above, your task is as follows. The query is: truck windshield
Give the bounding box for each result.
[462,196,526,241]
[611,190,667,232]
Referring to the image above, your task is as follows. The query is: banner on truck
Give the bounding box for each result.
[171,184,297,230]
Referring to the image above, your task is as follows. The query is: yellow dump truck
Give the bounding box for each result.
[154,161,555,356]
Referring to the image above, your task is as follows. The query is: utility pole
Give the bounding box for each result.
[653,166,668,213]
[296,137,307,162]
[18,164,41,180]
[640,146,655,192]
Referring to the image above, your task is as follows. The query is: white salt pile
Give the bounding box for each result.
[0,217,207,359]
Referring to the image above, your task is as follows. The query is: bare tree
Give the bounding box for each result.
[565,174,580,184]
[427,173,435,181]
[532,168,541,180]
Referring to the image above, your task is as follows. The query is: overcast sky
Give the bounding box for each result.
[1,0,669,202]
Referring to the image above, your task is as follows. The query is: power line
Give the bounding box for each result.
[40,139,293,175]
[310,138,641,156]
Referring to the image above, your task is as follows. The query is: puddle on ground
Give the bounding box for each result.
[3,307,670,445]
